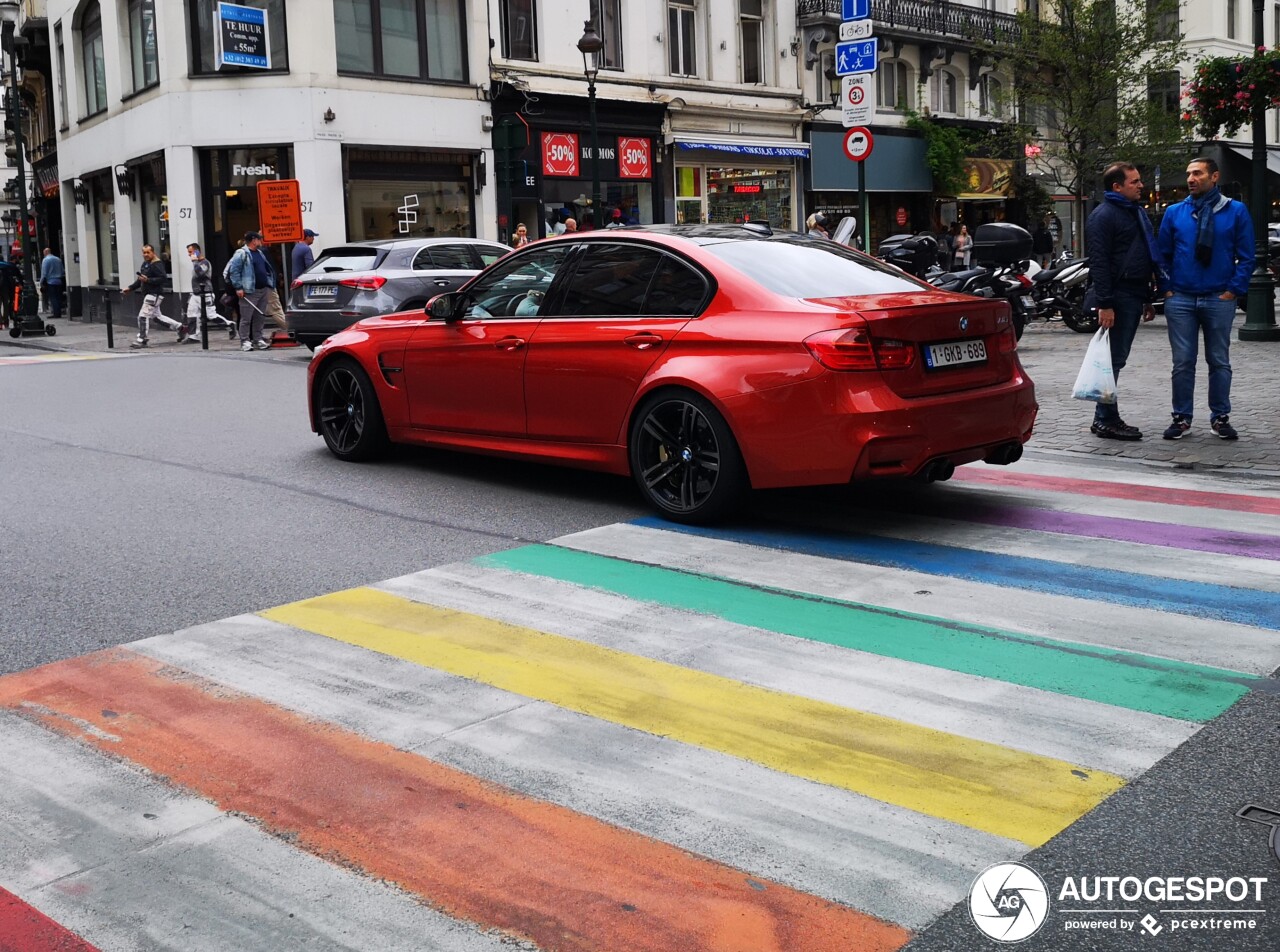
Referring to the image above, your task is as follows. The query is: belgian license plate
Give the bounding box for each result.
[307,285,337,299]
[925,338,987,369]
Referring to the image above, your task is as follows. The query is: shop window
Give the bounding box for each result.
[559,244,664,317]
[592,0,623,70]
[499,0,538,62]
[707,167,793,231]
[930,68,962,117]
[334,0,465,82]
[55,23,69,129]
[128,0,159,93]
[187,0,289,76]
[978,74,1003,118]
[877,60,910,111]
[740,0,765,85]
[78,2,107,119]
[668,1,697,77]
[675,166,703,224]
[344,148,476,241]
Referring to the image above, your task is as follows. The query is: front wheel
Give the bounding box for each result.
[313,358,389,462]
[628,391,746,524]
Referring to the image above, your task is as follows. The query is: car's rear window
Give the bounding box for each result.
[311,247,383,273]
[704,238,926,298]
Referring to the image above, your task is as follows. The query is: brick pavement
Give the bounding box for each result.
[5,309,1279,478]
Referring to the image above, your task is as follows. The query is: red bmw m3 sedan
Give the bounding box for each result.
[307,224,1037,523]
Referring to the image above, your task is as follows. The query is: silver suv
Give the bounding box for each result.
[286,237,510,349]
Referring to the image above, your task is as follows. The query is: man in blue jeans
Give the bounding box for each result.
[1084,162,1163,440]
[1156,158,1254,441]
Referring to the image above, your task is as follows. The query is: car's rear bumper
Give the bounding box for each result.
[286,307,375,341]
[723,369,1037,489]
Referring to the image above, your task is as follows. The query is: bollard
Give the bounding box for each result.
[104,292,114,349]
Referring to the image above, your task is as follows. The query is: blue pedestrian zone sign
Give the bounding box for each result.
[835,38,878,77]
[216,2,271,70]
[843,0,870,20]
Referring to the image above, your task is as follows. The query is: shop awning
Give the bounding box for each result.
[673,136,810,158]
[1228,146,1280,177]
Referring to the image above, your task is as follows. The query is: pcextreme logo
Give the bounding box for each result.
[969,862,1050,942]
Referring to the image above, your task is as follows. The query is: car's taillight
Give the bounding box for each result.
[339,275,388,291]
[994,322,1018,354]
[804,328,916,371]
[290,279,303,290]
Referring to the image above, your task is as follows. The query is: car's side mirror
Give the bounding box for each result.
[427,292,459,321]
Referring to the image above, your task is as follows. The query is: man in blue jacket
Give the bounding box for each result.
[1084,162,1162,440]
[1156,158,1254,441]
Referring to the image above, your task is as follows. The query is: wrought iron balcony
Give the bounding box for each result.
[798,0,1022,46]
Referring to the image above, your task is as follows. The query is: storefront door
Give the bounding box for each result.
[198,146,294,284]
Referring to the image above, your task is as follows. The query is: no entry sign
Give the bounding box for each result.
[541,133,580,177]
[842,127,874,162]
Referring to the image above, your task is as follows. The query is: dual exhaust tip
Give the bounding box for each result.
[922,441,1023,482]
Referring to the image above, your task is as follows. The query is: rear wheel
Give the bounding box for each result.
[314,358,388,461]
[628,390,746,524]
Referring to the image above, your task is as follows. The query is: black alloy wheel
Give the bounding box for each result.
[314,359,388,462]
[629,391,746,524]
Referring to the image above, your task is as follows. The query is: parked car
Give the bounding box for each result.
[306,224,1038,523]
[286,237,510,349]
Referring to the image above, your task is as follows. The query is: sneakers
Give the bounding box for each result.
[241,340,253,352]
[1162,415,1191,440]
[177,326,189,343]
[1091,420,1142,441]
[1211,415,1239,440]
[129,338,149,350]
[254,339,270,350]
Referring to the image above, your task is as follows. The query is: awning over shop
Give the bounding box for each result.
[810,130,931,192]
[673,136,810,158]
[1228,146,1280,177]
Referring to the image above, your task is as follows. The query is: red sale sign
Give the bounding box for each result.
[542,132,580,177]
[617,137,652,179]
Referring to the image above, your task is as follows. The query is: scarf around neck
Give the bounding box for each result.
[1103,191,1165,283]
[1189,186,1224,266]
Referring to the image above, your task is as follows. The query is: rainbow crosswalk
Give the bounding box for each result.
[1,456,1276,950]
[0,353,127,367]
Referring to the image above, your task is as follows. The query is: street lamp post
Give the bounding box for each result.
[1243,0,1280,340]
[577,19,603,228]
[0,0,43,336]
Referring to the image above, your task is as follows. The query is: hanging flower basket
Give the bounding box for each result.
[1186,47,1280,139]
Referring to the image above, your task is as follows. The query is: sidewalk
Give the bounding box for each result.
[4,309,1278,478]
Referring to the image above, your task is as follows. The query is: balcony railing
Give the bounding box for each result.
[798,0,1022,46]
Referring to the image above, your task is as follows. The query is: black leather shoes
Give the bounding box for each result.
[1091,420,1143,441]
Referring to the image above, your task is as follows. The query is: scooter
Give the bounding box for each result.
[1029,252,1096,333]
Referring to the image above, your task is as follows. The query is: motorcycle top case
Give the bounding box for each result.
[971,222,1033,265]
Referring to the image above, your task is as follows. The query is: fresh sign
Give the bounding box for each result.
[617,137,652,179]
[215,2,270,70]
[542,132,580,177]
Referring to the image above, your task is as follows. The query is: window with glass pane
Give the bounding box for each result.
[333,0,464,80]
[932,70,959,115]
[1147,0,1178,40]
[740,0,764,84]
[979,75,1002,116]
[500,0,538,61]
[559,245,664,317]
[1227,0,1238,40]
[877,60,909,109]
[55,24,69,128]
[128,0,159,92]
[188,0,288,75]
[80,3,107,116]
[669,2,697,77]
[591,0,623,70]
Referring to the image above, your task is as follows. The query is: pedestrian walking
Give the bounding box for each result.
[39,247,64,320]
[123,244,184,348]
[225,231,274,352]
[184,243,235,341]
[291,228,318,277]
[1156,157,1254,441]
[954,225,972,269]
[1083,162,1163,441]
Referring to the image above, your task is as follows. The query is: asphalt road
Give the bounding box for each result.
[0,351,645,676]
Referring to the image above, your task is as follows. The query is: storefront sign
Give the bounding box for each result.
[216,2,271,70]
[676,141,809,158]
[617,138,652,179]
[542,133,580,177]
[958,158,1013,199]
[256,178,303,243]
[895,206,908,226]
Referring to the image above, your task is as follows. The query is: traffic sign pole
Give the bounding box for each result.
[859,162,869,252]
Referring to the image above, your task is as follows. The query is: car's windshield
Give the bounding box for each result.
[704,238,927,298]
[311,248,383,273]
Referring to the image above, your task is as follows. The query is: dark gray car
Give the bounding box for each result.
[286,237,510,349]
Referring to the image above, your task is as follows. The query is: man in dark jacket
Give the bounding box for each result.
[121,244,184,348]
[1083,162,1163,440]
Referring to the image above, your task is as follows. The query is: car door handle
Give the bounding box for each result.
[624,332,663,350]
[495,336,526,351]
[433,279,450,286]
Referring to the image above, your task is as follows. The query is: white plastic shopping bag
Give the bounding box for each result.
[1071,329,1117,404]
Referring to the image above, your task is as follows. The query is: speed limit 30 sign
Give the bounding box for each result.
[841,74,875,127]
[842,126,874,162]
